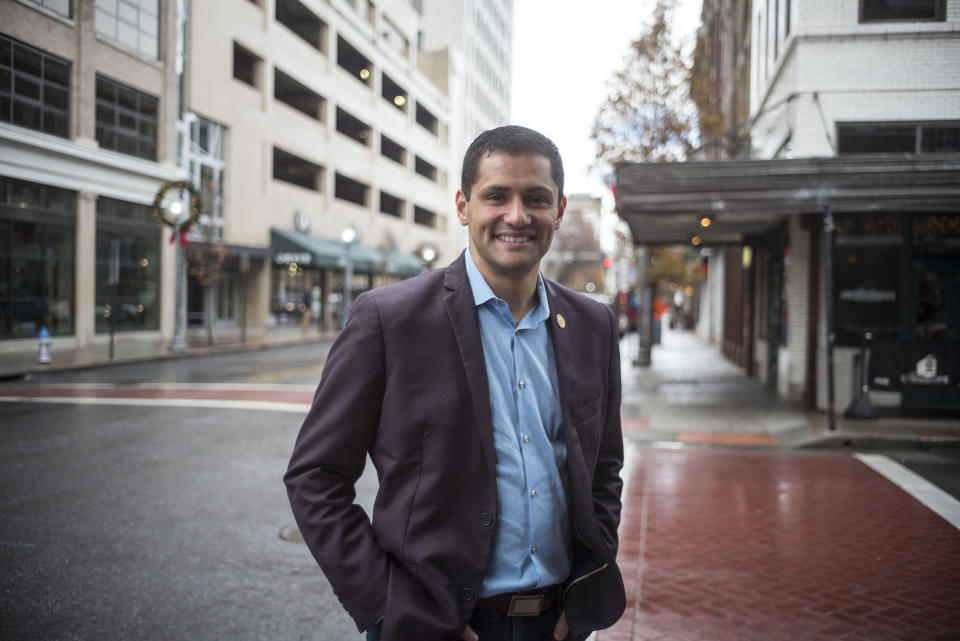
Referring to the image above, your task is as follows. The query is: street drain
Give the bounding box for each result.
[279,524,305,544]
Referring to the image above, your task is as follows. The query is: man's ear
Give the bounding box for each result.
[555,194,567,230]
[456,190,470,227]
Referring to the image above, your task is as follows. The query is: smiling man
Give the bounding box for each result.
[285,126,625,641]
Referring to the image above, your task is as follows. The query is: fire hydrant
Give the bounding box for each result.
[37,326,52,364]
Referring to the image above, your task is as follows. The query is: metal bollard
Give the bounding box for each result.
[37,326,52,364]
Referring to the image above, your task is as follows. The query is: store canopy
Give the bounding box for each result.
[615,154,960,245]
[271,228,424,277]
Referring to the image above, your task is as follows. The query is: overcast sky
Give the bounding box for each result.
[510,0,702,202]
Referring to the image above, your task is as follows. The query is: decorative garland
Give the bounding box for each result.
[152,180,202,231]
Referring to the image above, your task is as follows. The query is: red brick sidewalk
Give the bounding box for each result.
[600,445,960,641]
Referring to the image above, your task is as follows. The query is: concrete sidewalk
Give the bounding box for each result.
[618,325,960,449]
[0,325,338,380]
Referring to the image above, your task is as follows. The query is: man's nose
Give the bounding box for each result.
[502,196,530,225]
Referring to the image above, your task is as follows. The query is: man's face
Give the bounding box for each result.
[456,152,565,284]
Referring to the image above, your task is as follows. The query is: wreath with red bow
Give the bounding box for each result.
[152,180,202,231]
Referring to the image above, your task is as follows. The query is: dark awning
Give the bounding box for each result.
[615,154,960,245]
[270,228,424,277]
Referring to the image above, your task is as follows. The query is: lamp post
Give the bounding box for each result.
[168,198,188,351]
[341,225,359,328]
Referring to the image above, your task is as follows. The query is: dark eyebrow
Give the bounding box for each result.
[482,185,554,196]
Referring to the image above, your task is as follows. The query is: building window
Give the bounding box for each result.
[273,147,323,191]
[95,75,158,160]
[837,122,960,154]
[335,173,369,207]
[95,197,159,333]
[185,116,227,239]
[337,36,372,86]
[414,156,438,182]
[275,0,326,53]
[415,101,438,135]
[26,0,71,18]
[0,177,76,338]
[860,0,944,22]
[233,43,262,88]
[336,108,372,146]
[413,205,436,228]
[94,0,159,59]
[381,73,408,112]
[379,191,404,218]
[0,35,71,138]
[380,134,406,165]
[275,68,324,120]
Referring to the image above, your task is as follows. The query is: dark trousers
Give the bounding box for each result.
[365,605,563,641]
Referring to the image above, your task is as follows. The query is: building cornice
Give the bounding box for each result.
[0,124,184,204]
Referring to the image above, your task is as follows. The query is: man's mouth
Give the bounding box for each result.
[495,233,533,244]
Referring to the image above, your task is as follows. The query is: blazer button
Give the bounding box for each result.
[461,587,476,601]
[479,512,494,527]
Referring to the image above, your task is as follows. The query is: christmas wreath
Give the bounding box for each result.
[152,180,202,231]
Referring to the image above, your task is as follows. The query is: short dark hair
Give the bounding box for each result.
[460,125,564,201]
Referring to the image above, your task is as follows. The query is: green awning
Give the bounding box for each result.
[271,228,424,277]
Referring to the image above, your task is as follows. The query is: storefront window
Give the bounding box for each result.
[0,177,75,338]
[95,197,159,332]
[834,213,904,346]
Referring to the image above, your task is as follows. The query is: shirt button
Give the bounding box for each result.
[522,434,530,443]
[531,546,537,554]
[530,489,537,498]
[518,380,526,389]
[461,587,476,601]
[479,512,494,527]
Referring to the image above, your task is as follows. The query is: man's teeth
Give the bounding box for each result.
[497,235,530,243]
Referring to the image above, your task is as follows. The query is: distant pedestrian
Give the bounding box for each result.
[285,126,626,641]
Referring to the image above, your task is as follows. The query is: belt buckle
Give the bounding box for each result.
[507,594,544,617]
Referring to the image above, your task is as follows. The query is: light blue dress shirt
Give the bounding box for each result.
[464,249,571,597]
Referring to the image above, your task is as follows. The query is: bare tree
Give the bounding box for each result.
[591,0,695,167]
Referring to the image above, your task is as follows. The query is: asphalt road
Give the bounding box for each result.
[1,342,381,641]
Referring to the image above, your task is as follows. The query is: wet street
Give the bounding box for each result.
[2,333,959,640]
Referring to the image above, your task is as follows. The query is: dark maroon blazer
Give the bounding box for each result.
[284,253,626,641]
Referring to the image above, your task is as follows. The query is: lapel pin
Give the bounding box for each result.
[556,313,566,329]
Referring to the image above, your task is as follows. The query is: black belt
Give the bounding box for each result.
[474,585,560,617]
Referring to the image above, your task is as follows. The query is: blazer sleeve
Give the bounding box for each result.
[593,305,625,559]
[283,292,389,632]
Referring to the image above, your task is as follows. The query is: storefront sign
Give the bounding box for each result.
[870,340,960,390]
[274,251,311,265]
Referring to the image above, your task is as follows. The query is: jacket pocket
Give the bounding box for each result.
[573,390,603,424]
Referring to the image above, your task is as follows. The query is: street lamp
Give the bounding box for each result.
[167,195,190,351]
[341,225,359,328]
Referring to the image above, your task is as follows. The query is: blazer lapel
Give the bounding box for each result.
[545,280,580,443]
[443,253,498,481]
[546,280,599,543]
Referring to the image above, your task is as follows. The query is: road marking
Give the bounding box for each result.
[0,396,311,413]
[249,363,324,383]
[21,382,318,392]
[855,453,960,531]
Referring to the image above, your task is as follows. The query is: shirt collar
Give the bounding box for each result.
[464,248,551,323]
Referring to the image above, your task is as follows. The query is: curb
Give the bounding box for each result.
[0,334,339,381]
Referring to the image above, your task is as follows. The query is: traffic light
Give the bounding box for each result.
[602,256,613,269]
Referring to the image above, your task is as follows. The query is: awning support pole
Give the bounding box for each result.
[823,204,837,431]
